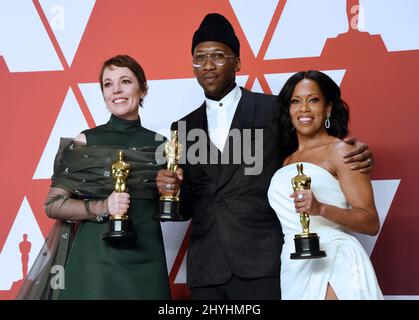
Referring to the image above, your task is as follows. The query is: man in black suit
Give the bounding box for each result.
[156,13,373,299]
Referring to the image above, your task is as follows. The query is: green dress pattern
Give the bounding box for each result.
[59,115,170,300]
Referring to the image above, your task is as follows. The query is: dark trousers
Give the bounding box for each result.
[190,275,281,300]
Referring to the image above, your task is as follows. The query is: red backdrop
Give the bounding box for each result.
[0,0,418,299]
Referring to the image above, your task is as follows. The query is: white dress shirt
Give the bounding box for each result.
[205,85,242,152]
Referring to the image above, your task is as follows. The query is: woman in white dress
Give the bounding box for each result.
[268,70,383,300]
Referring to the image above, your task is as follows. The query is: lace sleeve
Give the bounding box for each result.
[44,187,109,222]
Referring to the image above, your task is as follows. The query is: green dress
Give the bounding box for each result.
[58,115,170,300]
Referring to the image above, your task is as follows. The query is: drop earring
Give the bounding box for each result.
[325,114,331,129]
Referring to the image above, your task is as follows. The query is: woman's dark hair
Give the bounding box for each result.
[99,54,148,106]
[276,70,350,155]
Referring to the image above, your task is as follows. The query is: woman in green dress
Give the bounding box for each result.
[24,55,171,299]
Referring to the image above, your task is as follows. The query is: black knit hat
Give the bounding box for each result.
[192,13,240,56]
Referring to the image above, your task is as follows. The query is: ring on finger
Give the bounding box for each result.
[297,193,304,201]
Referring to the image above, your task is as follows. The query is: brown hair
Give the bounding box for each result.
[99,55,148,106]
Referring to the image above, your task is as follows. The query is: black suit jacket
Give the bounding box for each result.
[174,88,284,288]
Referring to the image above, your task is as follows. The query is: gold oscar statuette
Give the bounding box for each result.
[290,163,326,259]
[153,130,187,221]
[103,150,137,242]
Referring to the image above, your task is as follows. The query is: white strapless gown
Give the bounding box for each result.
[268,162,383,300]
